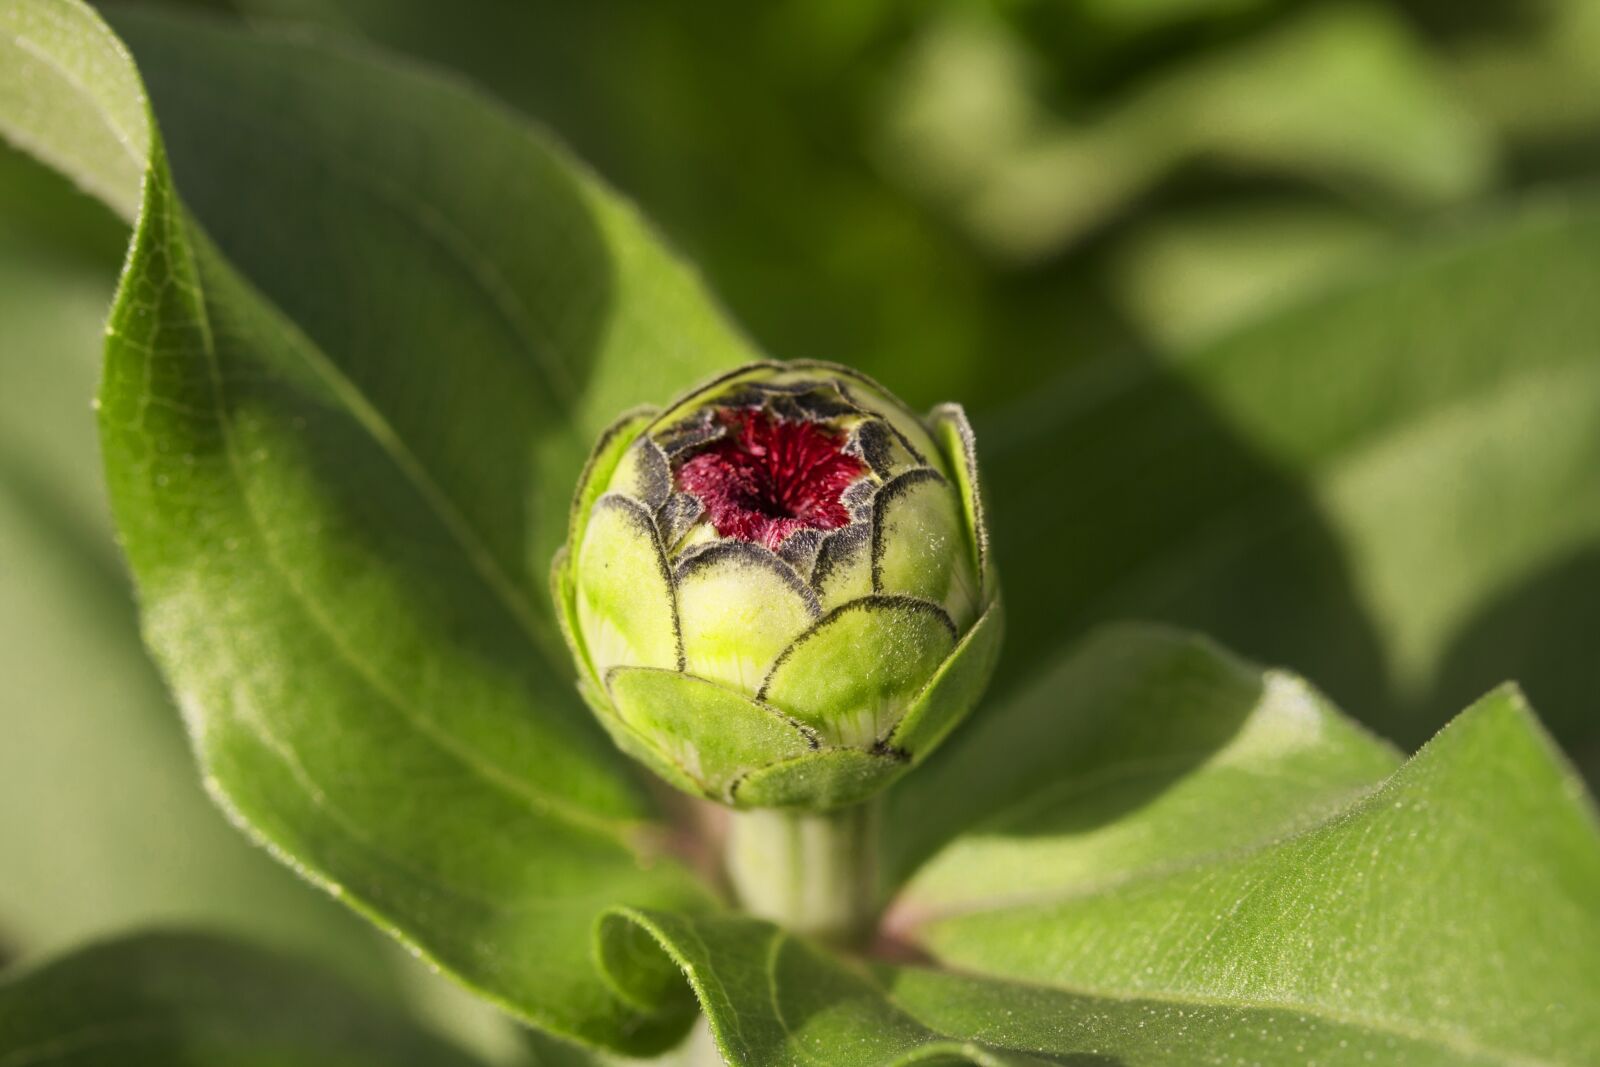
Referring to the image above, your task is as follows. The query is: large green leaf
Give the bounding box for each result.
[627,629,1600,1066]
[0,932,489,1066]
[0,143,389,987]
[0,138,538,1067]
[0,0,753,1052]
[620,910,1532,1067]
[985,193,1600,778]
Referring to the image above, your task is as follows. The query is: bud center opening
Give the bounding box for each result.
[677,408,865,550]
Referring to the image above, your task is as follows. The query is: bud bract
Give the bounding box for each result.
[552,362,1001,810]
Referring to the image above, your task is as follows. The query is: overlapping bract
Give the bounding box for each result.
[553,362,1002,809]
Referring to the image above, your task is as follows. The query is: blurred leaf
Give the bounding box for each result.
[0,0,148,219]
[985,192,1600,774]
[0,931,490,1066]
[877,3,1492,262]
[621,631,1599,1065]
[1108,201,1388,349]
[1073,0,1272,33]
[0,0,755,1052]
[1449,0,1600,144]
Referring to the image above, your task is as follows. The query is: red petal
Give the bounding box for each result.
[676,409,866,550]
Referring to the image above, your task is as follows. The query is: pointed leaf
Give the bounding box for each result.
[0,146,384,988]
[910,689,1600,1065]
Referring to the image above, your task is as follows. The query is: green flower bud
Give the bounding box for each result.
[552,362,1001,810]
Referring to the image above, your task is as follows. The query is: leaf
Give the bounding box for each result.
[0,0,149,220]
[0,1,756,1052]
[0,144,391,991]
[224,0,1041,412]
[617,909,1531,1067]
[880,624,1400,900]
[905,686,1600,1065]
[1107,201,1388,350]
[984,192,1600,777]
[875,4,1491,262]
[625,628,1600,1066]
[607,911,1055,1067]
[0,931,490,1067]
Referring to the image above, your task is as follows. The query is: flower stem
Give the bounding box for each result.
[724,802,880,945]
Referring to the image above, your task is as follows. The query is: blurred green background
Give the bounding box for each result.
[4,0,1597,1059]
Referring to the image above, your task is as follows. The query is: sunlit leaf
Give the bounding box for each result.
[0,144,387,990]
[645,629,1600,1066]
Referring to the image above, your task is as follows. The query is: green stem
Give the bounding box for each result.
[724,802,880,946]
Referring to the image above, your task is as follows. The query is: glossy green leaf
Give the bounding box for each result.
[11,4,1600,1064]
[618,908,1546,1067]
[0,0,148,221]
[0,932,489,1067]
[906,687,1600,1065]
[0,143,392,991]
[0,1,758,1052]
[202,0,1600,777]
[625,627,1600,1066]
[883,625,1400,898]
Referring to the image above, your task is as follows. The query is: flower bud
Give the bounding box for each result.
[552,362,1001,810]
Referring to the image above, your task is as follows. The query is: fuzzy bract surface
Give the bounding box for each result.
[553,362,1002,809]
